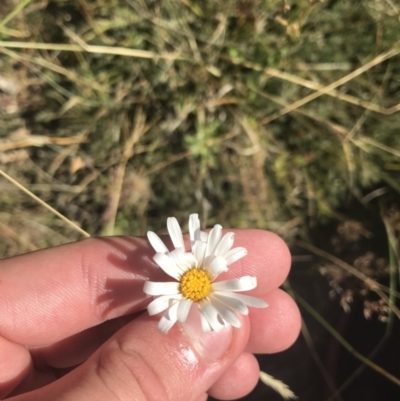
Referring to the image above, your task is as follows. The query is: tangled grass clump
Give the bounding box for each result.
[1,1,400,399]
[0,0,399,255]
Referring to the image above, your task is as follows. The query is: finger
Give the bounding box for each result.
[0,230,289,346]
[30,314,136,369]
[208,352,260,400]
[218,229,291,295]
[0,236,154,345]
[23,289,300,397]
[0,335,32,398]
[245,289,301,354]
[11,311,251,401]
[34,288,300,370]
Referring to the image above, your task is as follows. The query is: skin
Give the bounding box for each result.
[0,229,301,400]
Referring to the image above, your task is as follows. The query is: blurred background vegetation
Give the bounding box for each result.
[1,0,400,400]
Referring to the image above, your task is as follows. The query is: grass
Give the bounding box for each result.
[1,0,400,399]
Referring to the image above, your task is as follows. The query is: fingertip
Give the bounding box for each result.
[247,289,301,354]
[0,336,32,398]
[208,352,260,400]
[230,230,292,294]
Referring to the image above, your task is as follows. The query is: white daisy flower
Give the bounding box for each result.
[144,213,268,333]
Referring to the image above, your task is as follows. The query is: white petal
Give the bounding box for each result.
[184,252,197,268]
[158,316,176,333]
[214,232,235,257]
[210,296,241,327]
[167,300,180,319]
[189,213,201,242]
[200,231,209,242]
[169,248,189,272]
[153,252,181,280]
[215,292,268,308]
[212,292,249,315]
[147,295,182,315]
[192,240,206,266]
[212,276,257,292]
[167,217,185,250]
[224,247,248,266]
[143,281,179,296]
[147,231,168,253]
[205,224,222,258]
[208,256,228,279]
[202,255,214,269]
[200,302,226,332]
[158,301,180,333]
[199,310,212,332]
[177,298,193,322]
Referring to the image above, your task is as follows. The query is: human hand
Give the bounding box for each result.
[0,230,300,400]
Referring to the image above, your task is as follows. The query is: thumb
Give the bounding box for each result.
[18,311,250,401]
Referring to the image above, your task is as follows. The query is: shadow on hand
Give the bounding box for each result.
[95,235,172,320]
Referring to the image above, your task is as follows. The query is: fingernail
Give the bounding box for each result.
[181,308,233,361]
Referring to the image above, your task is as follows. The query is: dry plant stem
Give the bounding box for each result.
[0,170,91,238]
[377,214,400,318]
[295,292,400,388]
[0,25,27,38]
[382,213,399,262]
[284,282,344,401]
[325,226,398,401]
[342,108,372,193]
[77,0,113,45]
[143,151,191,176]
[101,109,149,236]
[264,67,400,115]
[357,136,400,159]
[0,135,87,152]
[300,209,400,397]
[0,47,105,93]
[327,246,398,401]
[296,240,400,297]
[231,56,399,116]
[0,0,32,28]
[261,43,400,125]
[368,285,400,320]
[8,38,398,115]
[251,88,349,137]
[259,371,297,400]
[300,321,344,401]
[0,40,184,61]
[253,86,398,169]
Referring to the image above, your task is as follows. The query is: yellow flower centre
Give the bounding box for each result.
[179,268,212,302]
